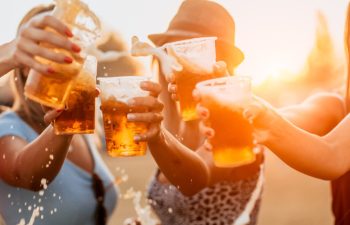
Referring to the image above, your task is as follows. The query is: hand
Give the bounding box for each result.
[42,106,64,125]
[9,14,81,75]
[168,61,227,101]
[127,81,163,142]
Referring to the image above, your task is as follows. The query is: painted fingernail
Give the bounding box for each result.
[65,29,73,37]
[56,110,63,113]
[47,68,56,74]
[71,44,81,53]
[64,56,73,64]
[127,114,136,121]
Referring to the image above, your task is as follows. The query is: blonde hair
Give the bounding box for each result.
[12,4,54,127]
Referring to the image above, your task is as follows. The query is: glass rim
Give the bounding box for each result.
[196,76,251,90]
[97,76,151,83]
[162,36,217,49]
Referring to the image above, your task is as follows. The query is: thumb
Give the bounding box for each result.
[44,109,63,125]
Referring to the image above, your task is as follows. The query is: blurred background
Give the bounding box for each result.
[0,0,349,224]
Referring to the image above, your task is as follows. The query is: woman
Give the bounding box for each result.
[145,1,263,224]
[0,4,163,225]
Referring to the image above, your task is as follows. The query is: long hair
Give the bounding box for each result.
[11,4,55,128]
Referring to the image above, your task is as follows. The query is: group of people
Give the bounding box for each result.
[0,0,349,225]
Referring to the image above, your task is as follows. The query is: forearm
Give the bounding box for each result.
[16,126,72,190]
[148,127,209,196]
[264,117,346,180]
[0,41,16,76]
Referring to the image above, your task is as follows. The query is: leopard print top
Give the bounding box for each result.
[147,169,262,225]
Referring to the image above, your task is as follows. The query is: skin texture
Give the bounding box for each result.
[0,13,80,78]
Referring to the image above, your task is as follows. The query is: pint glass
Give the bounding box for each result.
[196,76,255,167]
[164,37,222,121]
[24,0,100,109]
[54,55,97,135]
[98,76,150,157]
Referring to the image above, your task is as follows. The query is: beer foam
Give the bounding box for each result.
[98,76,149,103]
[164,37,217,75]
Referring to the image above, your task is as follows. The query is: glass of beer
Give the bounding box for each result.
[53,55,97,135]
[98,76,150,157]
[164,37,222,121]
[24,0,101,109]
[196,76,255,168]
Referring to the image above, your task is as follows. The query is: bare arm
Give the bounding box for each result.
[244,94,349,180]
[279,93,346,135]
[0,111,72,191]
[148,128,209,196]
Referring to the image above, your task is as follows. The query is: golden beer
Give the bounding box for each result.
[165,37,218,121]
[98,76,150,157]
[175,69,222,121]
[196,76,255,167]
[54,56,97,135]
[24,0,100,109]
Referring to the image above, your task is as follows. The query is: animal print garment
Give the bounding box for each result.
[147,169,262,225]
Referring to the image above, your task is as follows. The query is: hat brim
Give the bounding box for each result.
[148,30,244,67]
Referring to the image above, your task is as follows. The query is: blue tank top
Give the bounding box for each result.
[0,111,118,225]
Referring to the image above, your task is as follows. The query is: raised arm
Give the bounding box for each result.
[279,93,346,135]
[0,110,72,191]
[244,95,350,180]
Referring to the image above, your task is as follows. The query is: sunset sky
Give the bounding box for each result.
[0,0,348,83]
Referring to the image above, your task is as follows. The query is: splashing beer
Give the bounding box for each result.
[54,56,97,135]
[196,76,255,167]
[165,37,221,121]
[24,0,101,109]
[98,77,149,157]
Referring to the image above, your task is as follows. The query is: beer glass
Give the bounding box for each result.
[196,76,255,167]
[54,55,97,135]
[98,76,150,157]
[164,37,222,121]
[24,0,101,109]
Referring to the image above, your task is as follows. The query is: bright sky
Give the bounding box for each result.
[0,0,348,83]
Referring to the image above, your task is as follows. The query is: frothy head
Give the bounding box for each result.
[98,76,150,103]
[164,37,217,74]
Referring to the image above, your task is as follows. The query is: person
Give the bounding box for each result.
[144,1,264,224]
[0,4,163,225]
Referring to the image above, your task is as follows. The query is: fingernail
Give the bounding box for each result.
[140,82,148,89]
[57,110,63,113]
[134,135,141,142]
[127,114,136,121]
[243,110,253,120]
[201,110,208,118]
[127,99,135,106]
[64,56,73,64]
[47,68,56,74]
[65,29,73,37]
[205,129,214,138]
[71,44,81,53]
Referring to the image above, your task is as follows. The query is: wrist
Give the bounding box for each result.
[3,40,18,69]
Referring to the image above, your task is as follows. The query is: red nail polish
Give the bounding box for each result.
[57,110,63,113]
[71,44,81,53]
[64,56,73,64]
[65,29,73,37]
[47,68,56,74]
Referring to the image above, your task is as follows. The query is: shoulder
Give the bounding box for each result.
[0,111,36,142]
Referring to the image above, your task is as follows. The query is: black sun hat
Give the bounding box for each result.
[148,0,244,67]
